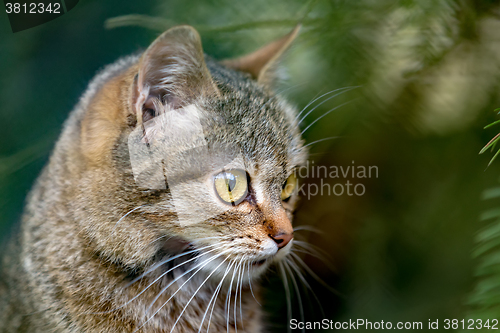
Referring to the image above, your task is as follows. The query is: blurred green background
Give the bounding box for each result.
[2,0,500,331]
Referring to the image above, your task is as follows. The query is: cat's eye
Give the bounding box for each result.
[281,173,297,201]
[214,169,248,205]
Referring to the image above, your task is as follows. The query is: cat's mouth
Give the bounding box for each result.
[252,258,268,266]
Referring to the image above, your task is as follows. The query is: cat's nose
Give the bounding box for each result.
[270,233,293,249]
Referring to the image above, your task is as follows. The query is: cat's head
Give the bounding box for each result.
[75,25,306,281]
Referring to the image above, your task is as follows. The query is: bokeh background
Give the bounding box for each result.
[2,0,500,331]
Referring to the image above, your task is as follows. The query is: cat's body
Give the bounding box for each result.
[0,26,305,333]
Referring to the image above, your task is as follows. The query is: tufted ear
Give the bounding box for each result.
[221,25,300,87]
[132,25,219,126]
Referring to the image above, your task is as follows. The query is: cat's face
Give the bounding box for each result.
[136,95,305,279]
[77,26,305,281]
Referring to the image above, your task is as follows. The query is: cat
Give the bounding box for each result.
[0,24,307,333]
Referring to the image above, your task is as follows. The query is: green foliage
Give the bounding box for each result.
[480,109,500,167]
[465,111,500,326]
[465,184,500,327]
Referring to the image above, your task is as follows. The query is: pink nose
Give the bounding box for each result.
[269,233,293,249]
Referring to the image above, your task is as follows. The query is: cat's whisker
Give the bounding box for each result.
[145,246,231,315]
[198,259,236,333]
[238,260,246,329]
[276,82,308,96]
[298,136,340,151]
[247,260,261,306]
[136,248,232,332]
[169,257,230,333]
[134,249,214,299]
[278,262,292,333]
[295,87,348,123]
[295,88,324,120]
[88,246,219,316]
[127,244,222,287]
[132,234,170,256]
[300,100,354,136]
[112,205,145,231]
[234,256,246,332]
[293,225,322,233]
[233,257,244,332]
[125,243,218,288]
[293,237,326,249]
[225,256,241,333]
[283,260,305,333]
[293,240,322,251]
[232,262,239,333]
[93,205,146,257]
[289,252,343,297]
[195,236,227,241]
[297,86,358,127]
[132,235,222,263]
[293,240,336,271]
[207,259,231,333]
[291,247,335,272]
[150,234,169,243]
[286,256,325,318]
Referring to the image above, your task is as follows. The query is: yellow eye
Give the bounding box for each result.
[281,173,297,201]
[214,169,248,205]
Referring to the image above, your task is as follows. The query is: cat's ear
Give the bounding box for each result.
[132,25,219,125]
[221,25,300,87]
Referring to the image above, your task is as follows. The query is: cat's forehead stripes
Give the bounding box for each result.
[203,58,304,174]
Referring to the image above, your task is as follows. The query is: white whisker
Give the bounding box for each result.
[113,205,144,230]
[289,252,343,297]
[135,248,232,332]
[297,86,358,126]
[247,262,261,306]
[295,87,352,124]
[279,262,292,333]
[225,257,240,333]
[87,246,218,316]
[300,100,353,136]
[207,261,230,333]
[238,260,246,329]
[199,259,236,333]
[125,243,217,288]
[234,257,245,332]
[169,257,229,333]
[284,261,305,333]
[293,240,336,271]
[299,136,340,151]
[293,225,322,233]
[145,246,229,314]
[287,257,325,318]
